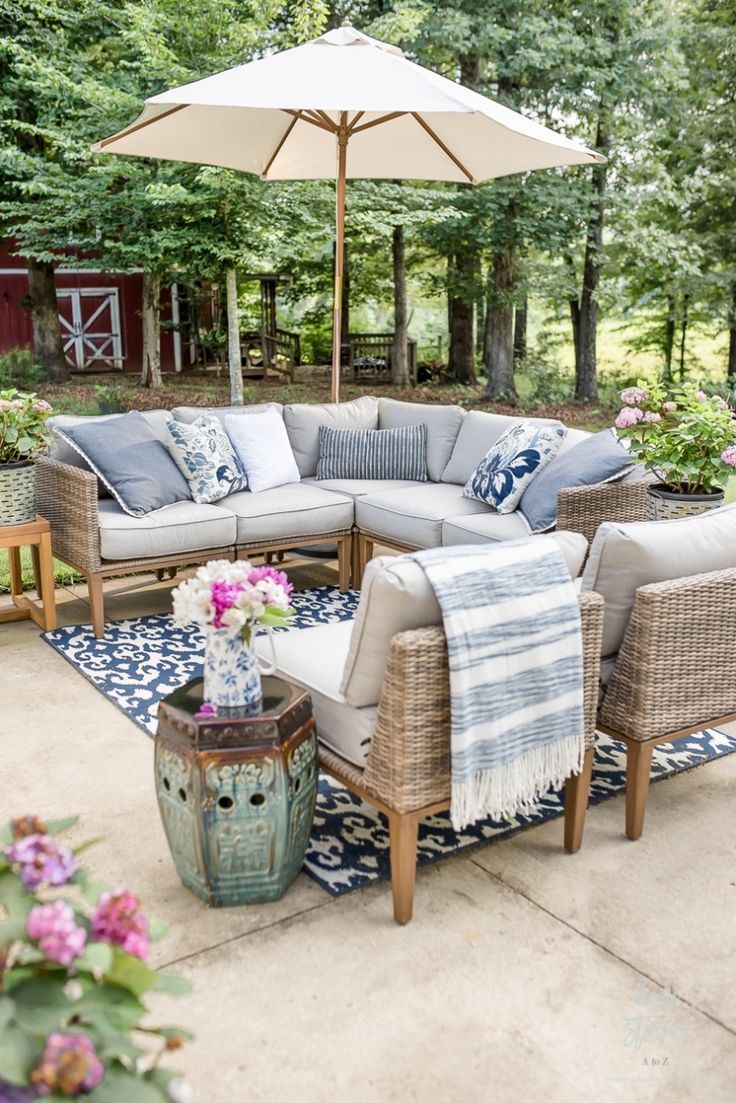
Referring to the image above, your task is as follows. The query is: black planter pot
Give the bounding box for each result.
[645,483,725,521]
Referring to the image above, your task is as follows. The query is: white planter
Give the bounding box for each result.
[646,484,725,521]
[0,461,36,525]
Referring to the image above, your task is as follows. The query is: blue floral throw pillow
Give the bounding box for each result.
[166,414,247,503]
[463,420,567,514]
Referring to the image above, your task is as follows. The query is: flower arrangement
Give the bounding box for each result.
[614,381,736,494]
[0,390,53,466]
[172,560,294,642]
[0,815,192,1101]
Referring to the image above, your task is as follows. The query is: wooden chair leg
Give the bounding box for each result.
[337,536,351,592]
[388,811,419,925]
[36,531,57,631]
[350,531,361,589]
[625,741,653,841]
[87,573,106,639]
[167,566,177,580]
[8,545,23,598]
[564,746,594,853]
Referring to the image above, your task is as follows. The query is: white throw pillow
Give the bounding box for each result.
[341,532,589,708]
[581,502,736,657]
[225,408,300,493]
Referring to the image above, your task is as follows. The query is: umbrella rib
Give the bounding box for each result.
[97,104,189,148]
[261,114,299,178]
[346,111,364,133]
[284,109,335,133]
[411,112,474,182]
[350,111,407,134]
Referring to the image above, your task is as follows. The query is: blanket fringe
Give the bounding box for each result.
[451,733,584,831]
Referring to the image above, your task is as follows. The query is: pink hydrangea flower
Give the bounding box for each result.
[31,1032,104,1096]
[247,565,293,596]
[615,407,644,430]
[91,889,150,961]
[721,445,736,468]
[4,834,76,889]
[695,389,708,402]
[620,386,648,406]
[662,401,677,412]
[26,901,86,967]
[643,411,661,423]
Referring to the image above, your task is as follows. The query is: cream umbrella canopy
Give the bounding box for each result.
[94,24,604,402]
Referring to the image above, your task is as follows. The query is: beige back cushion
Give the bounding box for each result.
[440,410,518,485]
[377,398,465,481]
[581,503,736,657]
[340,531,589,707]
[283,396,379,477]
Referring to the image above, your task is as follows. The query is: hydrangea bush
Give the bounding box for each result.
[172,559,294,643]
[614,382,736,494]
[0,815,192,1101]
[0,391,52,466]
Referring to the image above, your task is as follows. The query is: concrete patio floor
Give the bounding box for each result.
[1,562,735,1102]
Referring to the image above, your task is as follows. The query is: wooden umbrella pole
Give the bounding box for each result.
[331,113,348,404]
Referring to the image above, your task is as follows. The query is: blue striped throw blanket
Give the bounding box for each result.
[411,540,585,830]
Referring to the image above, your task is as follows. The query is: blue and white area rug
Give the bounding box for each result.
[44,587,736,896]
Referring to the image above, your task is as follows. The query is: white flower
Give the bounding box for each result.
[167,1079,193,1103]
[64,979,84,1001]
[219,606,246,629]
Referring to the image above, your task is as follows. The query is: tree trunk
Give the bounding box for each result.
[513,295,527,363]
[140,270,162,388]
[575,112,611,403]
[565,255,581,371]
[225,267,243,405]
[26,259,68,382]
[484,240,518,400]
[448,259,477,384]
[663,293,676,383]
[727,280,736,384]
[678,292,689,383]
[391,224,410,387]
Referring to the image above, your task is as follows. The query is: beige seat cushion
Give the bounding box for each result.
[377,398,465,481]
[355,483,488,548]
[217,483,354,544]
[283,396,379,477]
[581,502,736,656]
[98,499,236,561]
[304,476,428,499]
[255,622,376,768]
[442,511,531,544]
[341,534,589,708]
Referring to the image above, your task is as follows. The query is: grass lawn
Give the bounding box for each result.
[0,547,83,596]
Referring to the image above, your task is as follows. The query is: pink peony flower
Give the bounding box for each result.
[620,386,648,406]
[31,1032,104,1096]
[26,901,86,967]
[4,834,76,889]
[247,565,293,596]
[643,411,661,423]
[209,580,246,628]
[615,407,644,430]
[91,888,150,961]
[721,445,736,468]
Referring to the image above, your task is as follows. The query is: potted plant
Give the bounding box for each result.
[0,813,193,1102]
[0,390,53,526]
[614,382,736,520]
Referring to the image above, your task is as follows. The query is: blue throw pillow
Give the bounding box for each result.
[519,428,632,533]
[463,420,566,514]
[317,424,429,481]
[54,411,192,517]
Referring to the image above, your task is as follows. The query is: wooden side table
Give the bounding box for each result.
[0,515,57,631]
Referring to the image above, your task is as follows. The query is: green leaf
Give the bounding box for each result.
[148,918,169,943]
[150,972,193,997]
[76,940,114,976]
[0,870,33,941]
[0,995,15,1032]
[88,1066,169,1103]
[47,815,79,834]
[74,982,145,1033]
[0,1024,38,1085]
[106,949,159,997]
[11,977,72,1037]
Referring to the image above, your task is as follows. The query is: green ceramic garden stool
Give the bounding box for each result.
[155,675,317,906]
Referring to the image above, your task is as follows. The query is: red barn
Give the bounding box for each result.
[0,240,183,373]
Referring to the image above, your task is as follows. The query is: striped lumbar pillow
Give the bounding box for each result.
[316,424,429,481]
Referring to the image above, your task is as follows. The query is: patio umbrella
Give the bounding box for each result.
[94,24,604,402]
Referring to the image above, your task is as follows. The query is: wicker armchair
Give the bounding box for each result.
[592,566,736,841]
[556,476,655,551]
[318,591,605,924]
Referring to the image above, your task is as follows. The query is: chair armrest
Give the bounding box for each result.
[557,477,654,548]
[363,591,604,815]
[600,567,736,741]
[34,455,101,572]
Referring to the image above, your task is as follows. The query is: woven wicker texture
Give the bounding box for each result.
[363,591,604,814]
[600,567,736,742]
[0,463,37,525]
[35,456,101,569]
[556,478,654,549]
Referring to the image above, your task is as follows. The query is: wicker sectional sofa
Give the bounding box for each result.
[36,395,651,636]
